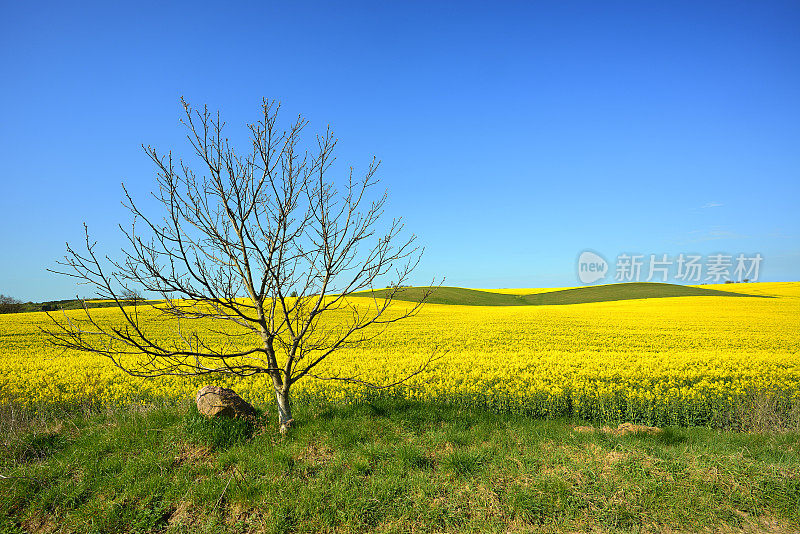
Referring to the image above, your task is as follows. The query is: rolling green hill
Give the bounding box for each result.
[360,282,770,306]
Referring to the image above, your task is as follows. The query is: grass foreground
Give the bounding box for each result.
[2,400,799,534]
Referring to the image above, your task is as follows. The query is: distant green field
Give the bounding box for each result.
[362,282,770,306]
[2,283,769,314]
[4,298,159,314]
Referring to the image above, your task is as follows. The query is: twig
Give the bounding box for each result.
[212,473,234,514]
[212,466,246,514]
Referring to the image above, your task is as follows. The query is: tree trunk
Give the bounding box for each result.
[275,386,294,434]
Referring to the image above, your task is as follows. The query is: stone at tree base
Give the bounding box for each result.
[195,385,257,419]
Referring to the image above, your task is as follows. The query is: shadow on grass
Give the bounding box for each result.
[314,398,496,429]
[12,431,66,463]
[183,405,266,450]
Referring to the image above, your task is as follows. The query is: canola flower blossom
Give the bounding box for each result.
[1,282,798,428]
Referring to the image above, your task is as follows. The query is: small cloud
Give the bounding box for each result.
[686,227,747,243]
[700,201,723,209]
[764,231,797,240]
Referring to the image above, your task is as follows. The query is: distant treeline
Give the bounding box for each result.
[0,294,157,314]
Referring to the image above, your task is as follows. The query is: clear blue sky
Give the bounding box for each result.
[1,1,798,301]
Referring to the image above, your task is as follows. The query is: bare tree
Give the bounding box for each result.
[0,294,24,314]
[46,98,435,432]
[120,288,144,306]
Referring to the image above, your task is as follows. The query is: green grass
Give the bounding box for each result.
[361,286,530,306]
[362,282,771,306]
[2,400,798,533]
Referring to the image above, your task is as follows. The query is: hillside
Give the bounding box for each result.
[361,282,771,306]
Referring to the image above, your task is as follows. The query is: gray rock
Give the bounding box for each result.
[195,385,257,419]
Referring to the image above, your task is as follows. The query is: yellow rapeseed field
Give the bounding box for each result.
[1,282,798,427]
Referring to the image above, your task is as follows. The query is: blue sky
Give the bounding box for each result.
[1,1,798,300]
